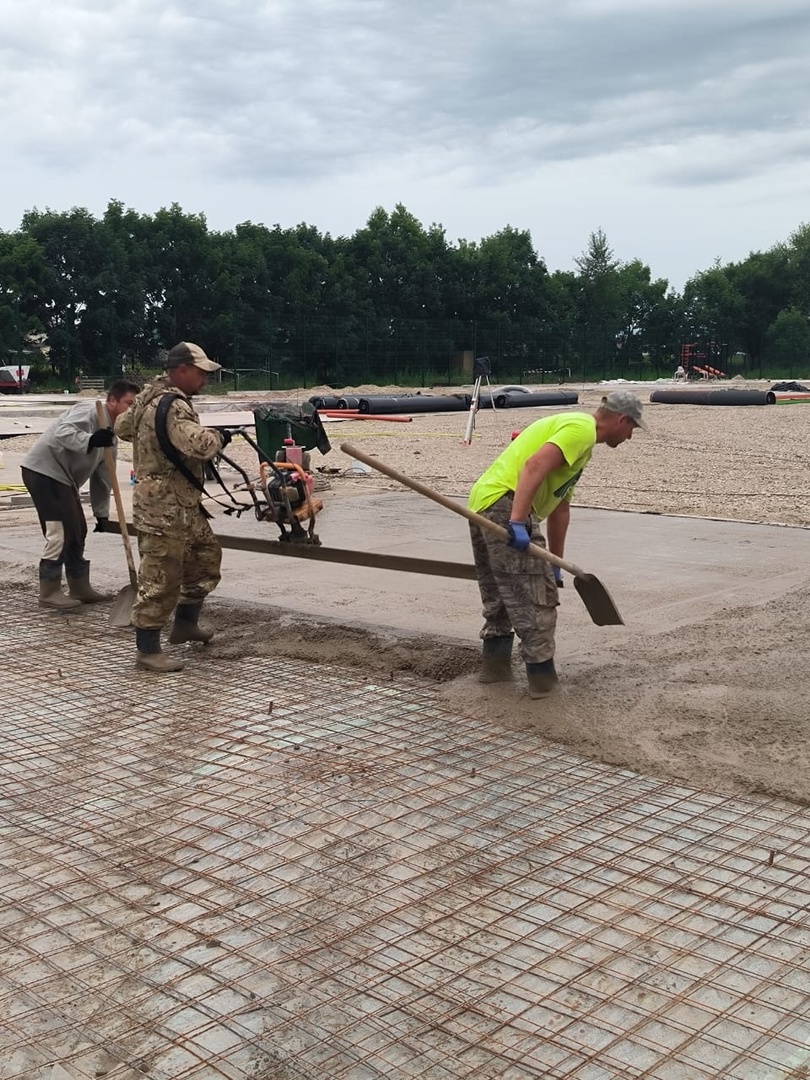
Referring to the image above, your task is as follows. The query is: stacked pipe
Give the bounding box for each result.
[357,395,468,414]
[478,390,579,409]
[309,390,579,415]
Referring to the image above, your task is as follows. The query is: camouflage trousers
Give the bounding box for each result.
[131,509,222,630]
[469,494,558,664]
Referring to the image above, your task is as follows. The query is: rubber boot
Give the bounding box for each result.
[38,560,82,610]
[39,577,82,611]
[135,628,184,673]
[169,603,214,645]
[67,566,112,603]
[526,659,558,699]
[479,635,514,684]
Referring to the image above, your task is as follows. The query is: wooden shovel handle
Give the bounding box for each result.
[96,400,138,587]
[340,442,587,578]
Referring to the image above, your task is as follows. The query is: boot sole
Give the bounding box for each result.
[136,657,184,673]
[527,679,559,699]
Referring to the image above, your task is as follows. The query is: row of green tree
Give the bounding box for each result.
[1,200,809,387]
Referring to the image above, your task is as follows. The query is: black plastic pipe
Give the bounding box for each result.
[479,390,580,409]
[308,394,341,409]
[357,395,469,414]
[336,389,579,414]
[649,389,776,406]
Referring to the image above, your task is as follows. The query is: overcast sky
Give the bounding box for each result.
[2,0,809,291]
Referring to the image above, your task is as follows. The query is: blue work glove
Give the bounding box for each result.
[553,565,564,588]
[506,520,531,551]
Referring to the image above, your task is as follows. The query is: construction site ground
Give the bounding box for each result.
[1,387,809,1079]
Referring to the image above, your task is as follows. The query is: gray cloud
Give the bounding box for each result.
[1,0,809,286]
[4,0,807,181]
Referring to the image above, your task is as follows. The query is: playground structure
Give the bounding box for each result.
[679,341,726,380]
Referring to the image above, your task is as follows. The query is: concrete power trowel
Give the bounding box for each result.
[212,403,329,545]
[256,443,323,544]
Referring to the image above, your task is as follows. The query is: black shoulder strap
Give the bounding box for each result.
[155,393,205,493]
[154,393,212,517]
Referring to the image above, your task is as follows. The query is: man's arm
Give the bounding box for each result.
[510,443,566,522]
[167,399,227,461]
[52,403,101,453]
[546,499,570,558]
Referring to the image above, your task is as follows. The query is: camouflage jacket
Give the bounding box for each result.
[115,375,224,532]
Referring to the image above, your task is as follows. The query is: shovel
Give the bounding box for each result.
[340,442,624,627]
[96,401,138,627]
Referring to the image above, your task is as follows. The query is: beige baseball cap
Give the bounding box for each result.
[165,342,221,373]
[600,390,648,430]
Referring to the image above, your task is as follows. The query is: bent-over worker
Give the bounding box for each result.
[22,379,139,610]
[115,342,231,673]
[467,390,646,698]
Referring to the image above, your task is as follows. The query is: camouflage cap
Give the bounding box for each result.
[600,390,648,430]
[165,342,221,373]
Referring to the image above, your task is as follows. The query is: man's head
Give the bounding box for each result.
[105,379,140,421]
[165,341,221,396]
[594,390,647,447]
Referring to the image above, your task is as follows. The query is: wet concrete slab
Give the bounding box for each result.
[3,438,810,1076]
[0,442,807,662]
[1,593,809,1078]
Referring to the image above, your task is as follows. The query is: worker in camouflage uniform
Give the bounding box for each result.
[115,342,231,672]
[467,390,646,698]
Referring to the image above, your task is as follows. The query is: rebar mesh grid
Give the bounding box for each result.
[1,592,809,1079]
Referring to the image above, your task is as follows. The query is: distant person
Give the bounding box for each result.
[467,390,646,698]
[22,380,140,609]
[675,365,686,380]
[115,342,230,673]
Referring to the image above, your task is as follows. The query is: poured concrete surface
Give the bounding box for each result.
[3,443,810,801]
[3,436,810,1075]
[1,444,807,648]
[2,594,810,1079]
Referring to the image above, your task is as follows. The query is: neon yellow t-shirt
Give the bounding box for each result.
[468,412,596,520]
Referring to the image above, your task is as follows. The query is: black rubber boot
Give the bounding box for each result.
[38,560,81,610]
[136,628,184,673]
[526,659,558,698]
[169,603,214,645]
[479,635,514,684]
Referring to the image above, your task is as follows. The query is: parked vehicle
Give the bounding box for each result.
[0,365,30,393]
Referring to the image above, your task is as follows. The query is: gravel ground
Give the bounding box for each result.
[4,378,807,525]
[215,379,810,527]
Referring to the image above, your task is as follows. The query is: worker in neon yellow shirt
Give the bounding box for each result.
[467,390,646,698]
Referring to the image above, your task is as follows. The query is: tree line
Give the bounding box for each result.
[1,199,809,388]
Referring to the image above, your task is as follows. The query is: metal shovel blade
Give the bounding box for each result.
[109,584,136,628]
[573,573,624,626]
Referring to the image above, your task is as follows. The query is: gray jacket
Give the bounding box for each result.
[22,399,116,519]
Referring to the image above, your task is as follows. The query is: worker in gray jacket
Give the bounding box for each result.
[21,379,139,609]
